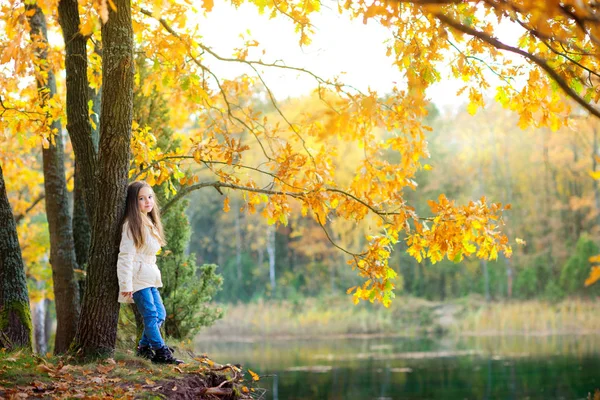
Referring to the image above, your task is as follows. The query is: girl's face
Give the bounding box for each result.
[137,186,154,215]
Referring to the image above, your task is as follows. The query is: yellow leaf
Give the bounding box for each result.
[423,164,432,171]
[79,20,94,36]
[515,238,526,246]
[248,369,260,381]
[589,170,600,180]
[203,0,214,11]
[223,196,230,212]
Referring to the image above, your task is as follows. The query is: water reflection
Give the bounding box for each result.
[196,335,600,399]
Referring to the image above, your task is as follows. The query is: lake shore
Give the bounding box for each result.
[195,296,600,342]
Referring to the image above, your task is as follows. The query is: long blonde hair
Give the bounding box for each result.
[122,181,166,248]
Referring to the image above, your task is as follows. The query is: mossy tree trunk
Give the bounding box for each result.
[0,164,32,351]
[70,0,134,358]
[26,4,80,354]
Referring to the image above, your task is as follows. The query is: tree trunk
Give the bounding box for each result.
[73,45,102,299]
[504,257,513,299]
[71,0,134,358]
[235,198,243,280]
[26,4,80,354]
[482,259,490,302]
[476,136,490,302]
[44,299,52,350]
[0,164,32,351]
[32,290,48,355]
[72,168,90,301]
[58,0,97,223]
[43,132,81,355]
[267,225,276,289]
[498,127,514,299]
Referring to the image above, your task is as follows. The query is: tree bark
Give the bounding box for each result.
[71,0,134,358]
[0,164,32,351]
[73,44,102,299]
[26,4,80,354]
[58,0,97,224]
[72,167,90,302]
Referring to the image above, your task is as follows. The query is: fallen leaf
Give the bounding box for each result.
[173,366,184,373]
[145,378,156,385]
[172,385,178,391]
[90,376,105,384]
[96,364,115,374]
[37,364,54,373]
[105,358,116,365]
[32,380,45,390]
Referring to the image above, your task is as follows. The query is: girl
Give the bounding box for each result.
[116,180,182,364]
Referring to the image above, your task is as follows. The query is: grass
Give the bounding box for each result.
[453,298,600,335]
[198,295,443,340]
[197,295,600,340]
[0,345,254,399]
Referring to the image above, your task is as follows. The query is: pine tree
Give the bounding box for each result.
[158,198,223,339]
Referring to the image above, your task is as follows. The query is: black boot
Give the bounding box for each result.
[151,346,184,365]
[136,345,154,360]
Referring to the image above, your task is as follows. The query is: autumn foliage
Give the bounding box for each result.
[13,0,600,309]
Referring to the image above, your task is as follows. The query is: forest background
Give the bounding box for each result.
[3,0,600,358]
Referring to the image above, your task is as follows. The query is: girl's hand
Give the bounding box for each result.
[121,291,133,299]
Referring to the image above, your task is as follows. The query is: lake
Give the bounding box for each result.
[196,334,600,400]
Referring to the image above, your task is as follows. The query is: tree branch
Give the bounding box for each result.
[139,7,275,162]
[13,193,45,224]
[0,96,45,120]
[433,13,600,120]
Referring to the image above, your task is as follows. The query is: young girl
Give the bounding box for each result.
[116,180,182,364]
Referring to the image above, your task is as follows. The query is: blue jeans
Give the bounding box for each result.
[133,287,166,349]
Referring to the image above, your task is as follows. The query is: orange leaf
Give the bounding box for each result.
[585,266,600,287]
[223,196,230,213]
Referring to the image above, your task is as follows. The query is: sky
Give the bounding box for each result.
[194,1,527,114]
